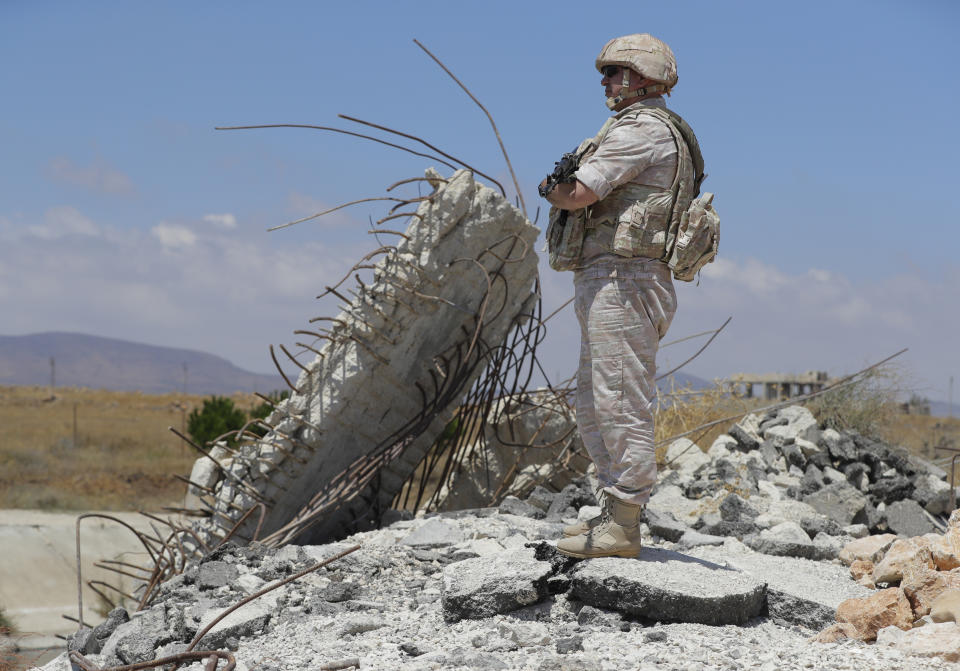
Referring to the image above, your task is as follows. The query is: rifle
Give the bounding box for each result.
[538,149,582,198]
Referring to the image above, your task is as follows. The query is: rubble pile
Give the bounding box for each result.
[51,506,955,671]
[813,507,960,660]
[644,405,953,561]
[40,405,960,669]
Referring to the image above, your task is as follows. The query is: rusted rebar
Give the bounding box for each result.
[413,38,526,217]
[185,545,360,654]
[338,114,506,196]
[217,123,457,171]
[70,649,235,671]
[269,344,300,393]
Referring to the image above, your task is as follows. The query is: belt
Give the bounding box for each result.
[575,258,671,281]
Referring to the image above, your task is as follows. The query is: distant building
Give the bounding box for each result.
[900,396,931,416]
[726,371,831,401]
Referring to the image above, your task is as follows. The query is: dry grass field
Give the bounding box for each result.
[0,380,957,513]
[0,385,264,511]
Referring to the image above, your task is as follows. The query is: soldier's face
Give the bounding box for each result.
[601,65,633,99]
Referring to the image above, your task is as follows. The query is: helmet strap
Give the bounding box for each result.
[605,68,669,109]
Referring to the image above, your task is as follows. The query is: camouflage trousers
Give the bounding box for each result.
[574,258,677,506]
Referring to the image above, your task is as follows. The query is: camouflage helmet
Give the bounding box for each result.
[596,33,678,88]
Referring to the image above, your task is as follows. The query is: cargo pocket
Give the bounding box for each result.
[612,201,670,259]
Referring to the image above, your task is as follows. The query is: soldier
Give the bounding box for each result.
[540,34,705,558]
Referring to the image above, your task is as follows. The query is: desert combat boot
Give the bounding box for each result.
[556,496,644,558]
[561,491,610,538]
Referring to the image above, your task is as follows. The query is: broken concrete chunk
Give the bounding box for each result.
[675,529,727,549]
[195,599,272,649]
[884,499,938,537]
[569,548,766,625]
[872,538,935,585]
[744,522,816,559]
[197,560,239,590]
[839,534,897,566]
[876,621,960,664]
[729,422,760,451]
[440,547,552,622]
[707,434,737,459]
[99,606,167,667]
[400,518,467,549]
[498,496,545,519]
[663,438,709,474]
[643,508,688,542]
[695,542,873,631]
[576,605,626,629]
[802,481,868,526]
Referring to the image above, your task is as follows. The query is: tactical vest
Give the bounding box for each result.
[546,103,706,273]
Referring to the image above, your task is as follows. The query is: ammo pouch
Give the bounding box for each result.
[587,183,674,260]
[546,105,719,279]
[546,206,587,272]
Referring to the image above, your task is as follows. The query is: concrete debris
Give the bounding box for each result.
[744,521,818,559]
[435,391,587,511]
[876,622,960,663]
[400,518,467,549]
[49,404,960,670]
[885,499,938,537]
[183,168,540,546]
[569,549,767,625]
[440,547,553,622]
[872,538,935,585]
[930,589,960,623]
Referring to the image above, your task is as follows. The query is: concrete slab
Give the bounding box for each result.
[686,541,873,629]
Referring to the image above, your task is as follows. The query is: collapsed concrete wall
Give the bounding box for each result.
[186,169,540,546]
[434,390,589,511]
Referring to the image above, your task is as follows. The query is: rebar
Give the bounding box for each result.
[338,114,506,195]
[216,123,457,171]
[186,545,360,653]
[269,344,299,393]
[413,39,526,217]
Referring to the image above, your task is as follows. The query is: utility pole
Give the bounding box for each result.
[950,376,954,419]
[181,362,188,454]
[49,356,55,395]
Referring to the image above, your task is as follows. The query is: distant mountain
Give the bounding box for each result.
[929,400,960,418]
[657,371,713,394]
[0,332,287,395]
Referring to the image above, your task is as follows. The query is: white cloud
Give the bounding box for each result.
[0,206,369,373]
[48,156,135,195]
[3,204,956,400]
[26,206,101,239]
[202,213,237,229]
[151,223,197,250]
[534,254,959,401]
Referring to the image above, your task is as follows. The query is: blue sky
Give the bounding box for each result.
[1,1,958,401]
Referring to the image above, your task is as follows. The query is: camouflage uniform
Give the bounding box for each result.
[573,96,680,506]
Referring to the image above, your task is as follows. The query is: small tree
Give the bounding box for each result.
[188,396,247,447]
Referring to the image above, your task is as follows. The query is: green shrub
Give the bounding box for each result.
[187,396,247,447]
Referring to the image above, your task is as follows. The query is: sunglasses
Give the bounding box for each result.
[600,65,622,78]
